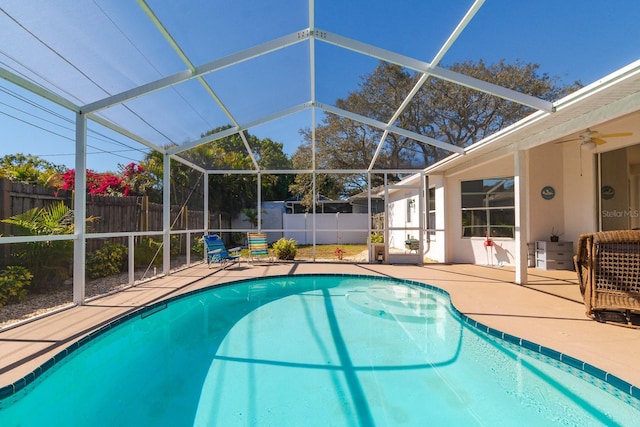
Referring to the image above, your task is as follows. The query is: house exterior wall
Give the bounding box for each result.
[444,155,516,265]
[528,143,566,243]
[386,190,418,251]
[427,175,446,262]
[439,142,599,265]
[382,175,447,263]
[547,143,596,247]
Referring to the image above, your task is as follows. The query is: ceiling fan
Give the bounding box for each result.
[555,128,633,149]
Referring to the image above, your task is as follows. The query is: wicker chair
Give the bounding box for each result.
[574,230,640,327]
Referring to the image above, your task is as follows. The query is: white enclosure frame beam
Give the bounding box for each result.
[138,0,260,171]
[168,102,311,156]
[203,173,209,233]
[318,102,464,154]
[0,67,80,112]
[73,112,87,304]
[203,168,423,175]
[87,113,166,154]
[162,153,171,275]
[369,0,485,170]
[169,154,206,175]
[81,30,310,114]
[318,30,554,113]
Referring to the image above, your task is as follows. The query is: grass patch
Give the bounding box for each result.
[240,243,368,260]
[296,244,367,259]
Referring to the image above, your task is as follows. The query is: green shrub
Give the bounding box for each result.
[133,235,182,268]
[87,243,127,279]
[191,238,204,257]
[169,234,181,256]
[272,237,297,260]
[0,266,33,307]
[134,237,163,267]
[369,233,384,243]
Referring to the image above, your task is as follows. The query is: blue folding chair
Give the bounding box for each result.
[204,234,241,268]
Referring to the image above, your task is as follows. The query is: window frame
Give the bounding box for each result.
[428,187,436,237]
[461,177,515,239]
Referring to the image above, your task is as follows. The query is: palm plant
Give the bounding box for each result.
[2,202,96,291]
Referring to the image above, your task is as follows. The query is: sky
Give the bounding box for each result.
[1,0,640,172]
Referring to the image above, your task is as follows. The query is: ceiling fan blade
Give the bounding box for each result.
[592,137,607,145]
[554,138,580,144]
[598,132,633,138]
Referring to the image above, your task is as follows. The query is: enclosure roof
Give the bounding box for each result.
[425,59,640,176]
[1,1,639,173]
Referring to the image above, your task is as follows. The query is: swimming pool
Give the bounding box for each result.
[1,274,639,426]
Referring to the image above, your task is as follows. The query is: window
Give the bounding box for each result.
[406,198,415,223]
[461,178,515,238]
[428,187,436,237]
[599,145,640,230]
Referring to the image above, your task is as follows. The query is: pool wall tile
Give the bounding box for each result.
[0,384,14,400]
[41,358,55,372]
[520,339,540,352]
[502,333,520,345]
[410,279,639,405]
[560,354,584,370]
[486,327,503,339]
[583,364,608,381]
[540,347,562,361]
[607,374,633,394]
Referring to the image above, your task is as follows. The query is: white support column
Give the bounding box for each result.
[163,153,171,275]
[367,172,372,237]
[186,232,191,266]
[383,173,389,262]
[203,172,209,231]
[514,149,529,284]
[203,171,209,262]
[128,235,135,285]
[312,171,316,261]
[257,173,262,232]
[421,174,428,263]
[440,179,448,263]
[73,112,87,304]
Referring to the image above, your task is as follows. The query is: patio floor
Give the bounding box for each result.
[1,262,639,390]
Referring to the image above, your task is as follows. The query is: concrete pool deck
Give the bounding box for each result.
[1,262,639,391]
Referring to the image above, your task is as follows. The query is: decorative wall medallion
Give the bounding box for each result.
[601,185,615,200]
[541,186,555,200]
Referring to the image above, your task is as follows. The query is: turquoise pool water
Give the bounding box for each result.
[1,274,639,426]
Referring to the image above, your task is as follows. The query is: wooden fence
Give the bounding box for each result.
[0,178,228,251]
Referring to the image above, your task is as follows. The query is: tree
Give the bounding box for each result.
[61,169,125,196]
[0,153,67,187]
[140,126,293,218]
[288,141,347,211]
[119,162,154,196]
[293,60,582,198]
[403,59,581,164]
[198,128,293,217]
